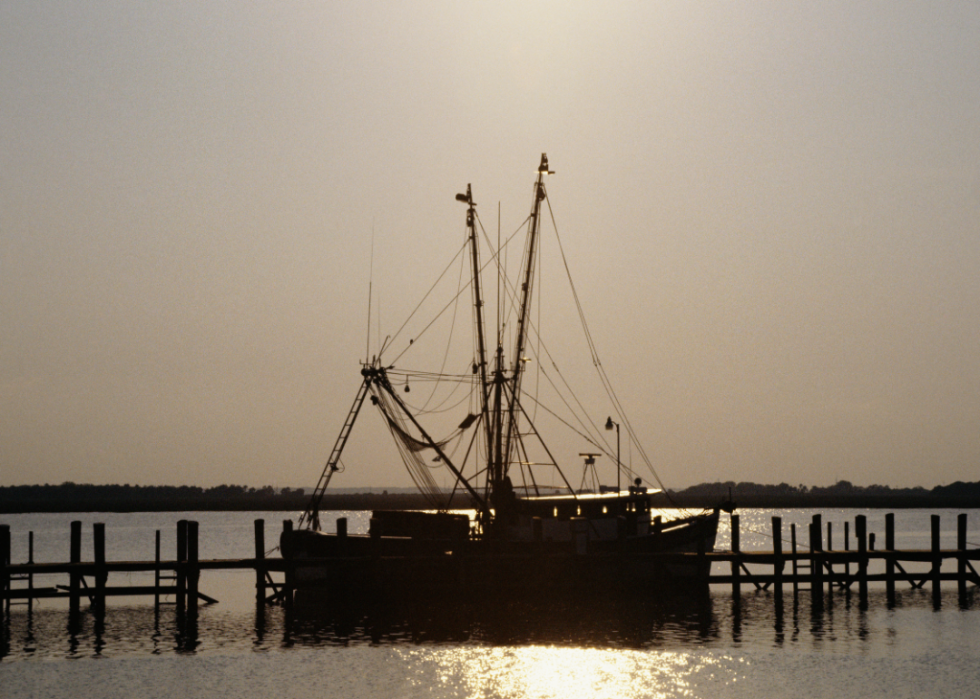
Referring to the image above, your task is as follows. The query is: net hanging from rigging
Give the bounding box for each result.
[372,385,471,509]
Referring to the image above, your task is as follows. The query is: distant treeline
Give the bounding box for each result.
[0,482,471,513]
[2,480,980,513]
[668,480,980,509]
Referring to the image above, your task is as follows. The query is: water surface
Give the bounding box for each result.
[2,509,979,698]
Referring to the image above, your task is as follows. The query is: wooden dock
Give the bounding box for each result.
[709,513,980,609]
[3,513,980,616]
[0,519,287,617]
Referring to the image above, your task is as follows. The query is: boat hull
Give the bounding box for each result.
[280,509,719,601]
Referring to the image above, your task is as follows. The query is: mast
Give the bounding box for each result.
[456,185,492,454]
[498,153,553,494]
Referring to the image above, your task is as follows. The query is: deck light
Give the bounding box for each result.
[605,417,620,494]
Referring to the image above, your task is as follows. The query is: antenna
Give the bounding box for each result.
[366,224,375,363]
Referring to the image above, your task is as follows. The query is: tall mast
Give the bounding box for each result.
[456,184,493,457]
[499,153,553,491]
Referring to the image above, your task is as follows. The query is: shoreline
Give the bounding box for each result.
[3,490,980,514]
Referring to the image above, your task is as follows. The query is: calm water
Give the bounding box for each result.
[2,509,980,698]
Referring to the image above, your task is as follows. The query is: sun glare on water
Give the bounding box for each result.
[399,645,745,699]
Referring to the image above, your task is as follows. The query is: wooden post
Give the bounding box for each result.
[28,531,34,613]
[826,519,835,595]
[93,523,106,614]
[844,520,850,581]
[731,514,741,598]
[790,523,799,596]
[931,514,941,607]
[772,516,783,605]
[282,519,294,608]
[885,513,895,606]
[855,515,868,607]
[187,521,199,615]
[810,515,823,607]
[254,519,266,605]
[958,513,968,602]
[176,519,188,613]
[154,530,161,610]
[69,520,82,615]
[0,524,9,616]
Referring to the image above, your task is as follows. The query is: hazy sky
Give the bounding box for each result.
[2,2,978,491]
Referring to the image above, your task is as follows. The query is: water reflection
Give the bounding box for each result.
[285,591,716,649]
[0,587,974,661]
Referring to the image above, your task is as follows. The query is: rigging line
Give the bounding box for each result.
[531,214,543,425]
[375,379,473,462]
[388,218,521,368]
[476,212,532,346]
[447,412,484,495]
[475,211,534,338]
[503,379,579,498]
[398,378,474,416]
[384,239,468,361]
[505,303,616,462]
[513,435,543,497]
[389,213,529,368]
[418,242,468,413]
[517,306,614,454]
[386,368,476,379]
[516,380,602,452]
[514,307,651,496]
[488,221,618,456]
[375,389,449,506]
[544,196,671,494]
[475,212,533,275]
[378,404,438,499]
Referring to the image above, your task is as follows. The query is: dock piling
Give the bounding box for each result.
[810,515,823,608]
[856,515,868,607]
[254,519,266,604]
[154,530,162,609]
[282,519,294,609]
[94,523,106,614]
[187,521,200,616]
[731,514,741,598]
[958,513,968,603]
[1,524,9,616]
[27,531,35,613]
[772,516,783,605]
[69,521,82,615]
[176,520,187,613]
[931,515,941,607]
[790,523,799,596]
[885,513,896,606]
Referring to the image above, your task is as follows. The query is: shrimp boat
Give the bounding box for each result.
[281,154,723,600]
